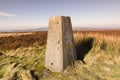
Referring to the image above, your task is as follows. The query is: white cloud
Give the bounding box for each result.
[0,12,20,17]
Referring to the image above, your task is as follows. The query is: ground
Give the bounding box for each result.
[0,30,120,80]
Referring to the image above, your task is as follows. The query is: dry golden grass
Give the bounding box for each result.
[0,32,34,37]
[74,30,120,43]
[74,30,120,64]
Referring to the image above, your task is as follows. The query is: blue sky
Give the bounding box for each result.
[0,0,120,30]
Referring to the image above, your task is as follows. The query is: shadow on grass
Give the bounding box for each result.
[0,52,3,56]
[75,37,94,64]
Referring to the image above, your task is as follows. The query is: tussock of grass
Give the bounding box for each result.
[0,45,47,79]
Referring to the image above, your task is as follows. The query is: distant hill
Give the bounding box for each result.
[13,28,48,32]
[73,26,120,31]
[0,26,120,32]
[0,27,48,32]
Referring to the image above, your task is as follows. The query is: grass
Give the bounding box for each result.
[0,45,46,79]
[0,30,120,80]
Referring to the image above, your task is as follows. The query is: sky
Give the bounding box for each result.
[0,0,120,30]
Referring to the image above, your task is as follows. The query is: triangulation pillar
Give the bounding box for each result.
[45,16,76,72]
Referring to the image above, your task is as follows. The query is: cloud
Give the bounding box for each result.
[0,12,20,17]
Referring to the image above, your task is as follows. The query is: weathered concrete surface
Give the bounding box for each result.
[45,16,76,72]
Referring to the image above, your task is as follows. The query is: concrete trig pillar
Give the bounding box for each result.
[45,16,76,72]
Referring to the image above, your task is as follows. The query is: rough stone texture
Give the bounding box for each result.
[45,16,76,72]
